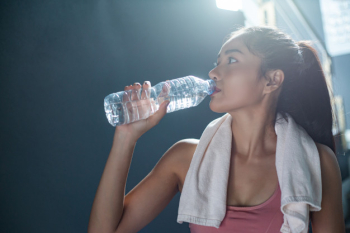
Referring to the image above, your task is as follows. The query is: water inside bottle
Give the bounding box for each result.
[104,76,213,126]
[105,97,157,126]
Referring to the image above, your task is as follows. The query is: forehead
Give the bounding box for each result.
[219,35,248,56]
[218,35,262,66]
[218,35,262,64]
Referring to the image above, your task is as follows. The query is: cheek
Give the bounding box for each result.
[218,80,262,109]
[225,78,257,101]
[225,66,262,100]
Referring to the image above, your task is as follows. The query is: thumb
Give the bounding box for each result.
[148,100,170,125]
[160,100,170,114]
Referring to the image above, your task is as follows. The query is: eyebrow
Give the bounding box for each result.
[217,49,244,58]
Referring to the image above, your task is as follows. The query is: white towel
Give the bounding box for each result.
[177,112,322,233]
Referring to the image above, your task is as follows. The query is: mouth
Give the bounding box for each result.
[210,88,221,96]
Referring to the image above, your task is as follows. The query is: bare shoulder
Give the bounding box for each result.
[314,142,341,180]
[314,142,335,159]
[311,142,345,232]
[171,138,199,163]
[171,138,199,192]
[150,138,198,192]
[158,138,198,166]
[176,138,199,147]
[314,142,341,191]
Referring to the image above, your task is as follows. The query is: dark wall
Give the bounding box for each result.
[0,1,244,232]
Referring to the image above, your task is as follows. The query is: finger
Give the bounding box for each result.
[163,80,170,94]
[141,81,151,100]
[123,85,132,103]
[131,82,141,101]
[139,81,151,119]
[159,80,170,104]
[122,85,135,121]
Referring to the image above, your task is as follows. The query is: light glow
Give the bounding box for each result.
[216,0,243,11]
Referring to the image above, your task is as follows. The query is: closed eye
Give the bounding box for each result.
[213,57,237,67]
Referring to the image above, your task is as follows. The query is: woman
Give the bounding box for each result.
[88,26,345,233]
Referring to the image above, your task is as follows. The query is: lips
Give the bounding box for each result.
[210,87,221,96]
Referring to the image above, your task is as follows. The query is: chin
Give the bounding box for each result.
[209,103,226,114]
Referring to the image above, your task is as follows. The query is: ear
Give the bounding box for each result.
[263,69,284,94]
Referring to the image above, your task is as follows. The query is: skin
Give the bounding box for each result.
[208,35,285,164]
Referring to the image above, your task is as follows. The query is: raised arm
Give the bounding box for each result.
[88,80,175,233]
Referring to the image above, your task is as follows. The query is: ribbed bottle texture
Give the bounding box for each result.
[104,75,216,126]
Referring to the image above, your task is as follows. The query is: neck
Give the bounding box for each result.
[229,110,277,163]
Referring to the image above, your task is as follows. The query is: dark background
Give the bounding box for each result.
[0,0,246,232]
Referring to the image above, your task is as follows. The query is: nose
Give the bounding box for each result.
[208,68,219,82]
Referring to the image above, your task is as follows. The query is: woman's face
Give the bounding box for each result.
[208,36,267,113]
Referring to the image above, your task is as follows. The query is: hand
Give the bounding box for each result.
[113,81,170,142]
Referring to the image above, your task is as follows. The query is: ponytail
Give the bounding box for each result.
[278,41,336,153]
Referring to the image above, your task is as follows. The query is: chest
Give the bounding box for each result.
[178,152,279,207]
[226,154,278,207]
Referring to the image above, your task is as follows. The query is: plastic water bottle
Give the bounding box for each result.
[104,75,216,126]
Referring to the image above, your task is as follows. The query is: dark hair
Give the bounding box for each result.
[225,26,336,154]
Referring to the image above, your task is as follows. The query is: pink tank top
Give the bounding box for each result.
[189,183,287,233]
